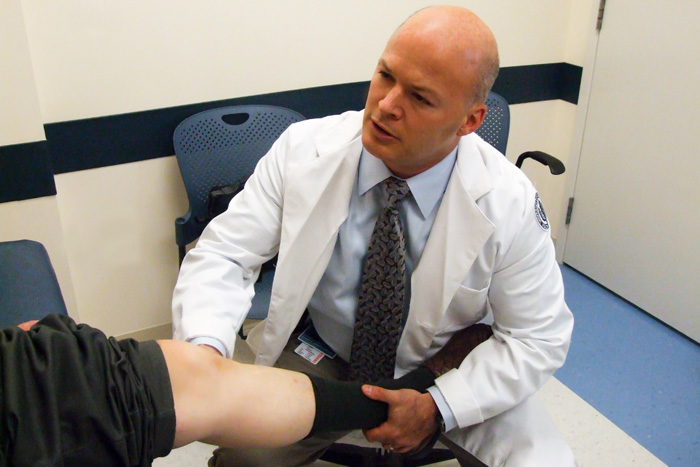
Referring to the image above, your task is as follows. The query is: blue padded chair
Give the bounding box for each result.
[173,105,304,327]
[0,240,68,328]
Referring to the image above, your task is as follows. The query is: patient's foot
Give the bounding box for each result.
[422,324,493,377]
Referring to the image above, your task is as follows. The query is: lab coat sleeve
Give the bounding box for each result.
[435,177,574,429]
[171,127,291,358]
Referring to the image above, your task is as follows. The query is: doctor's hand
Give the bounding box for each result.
[361,385,440,454]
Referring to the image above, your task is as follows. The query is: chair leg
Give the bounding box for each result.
[402,448,456,466]
[178,245,186,266]
[434,435,488,467]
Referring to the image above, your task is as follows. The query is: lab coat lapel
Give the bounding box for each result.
[396,136,495,371]
[253,113,363,365]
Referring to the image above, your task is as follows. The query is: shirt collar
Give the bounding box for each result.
[358,146,457,218]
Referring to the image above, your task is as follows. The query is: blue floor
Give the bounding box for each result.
[555,265,700,467]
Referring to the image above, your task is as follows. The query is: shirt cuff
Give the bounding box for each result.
[188,336,227,357]
[426,385,458,432]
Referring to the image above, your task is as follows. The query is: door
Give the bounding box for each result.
[563,0,700,341]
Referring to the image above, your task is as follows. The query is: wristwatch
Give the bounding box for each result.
[436,411,447,433]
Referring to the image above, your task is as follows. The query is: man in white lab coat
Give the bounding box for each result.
[173,5,575,466]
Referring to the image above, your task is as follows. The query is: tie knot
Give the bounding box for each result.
[384,177,410,208]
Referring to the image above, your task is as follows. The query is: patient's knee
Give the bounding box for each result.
[158,340,230,387]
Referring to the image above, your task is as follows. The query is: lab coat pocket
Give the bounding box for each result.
[435,283,490,335]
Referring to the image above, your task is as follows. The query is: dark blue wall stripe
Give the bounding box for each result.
[45,81,371,175]
[493,62,581,105]
[0,141,56,203]
[2,62,581,202]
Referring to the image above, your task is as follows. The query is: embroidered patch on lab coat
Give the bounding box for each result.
[534,193,550,231]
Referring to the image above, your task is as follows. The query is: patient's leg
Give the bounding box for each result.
[159,339,316,449]
[161,341,428,449]
[161,323,493,448]
[8,317,489,463]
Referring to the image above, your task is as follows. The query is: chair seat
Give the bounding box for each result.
[0,240,68,328]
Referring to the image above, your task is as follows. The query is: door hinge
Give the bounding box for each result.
[596,0,607,31]
[565,197,575,225]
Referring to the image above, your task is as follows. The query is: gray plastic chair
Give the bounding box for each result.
[0,240,68,328]
[477,92,511,154]
[173,105,304,325]
[174,105,305,264]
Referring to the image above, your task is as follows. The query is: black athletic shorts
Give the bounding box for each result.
[0,314,176,466]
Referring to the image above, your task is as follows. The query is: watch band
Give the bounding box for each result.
[437,411,447,433]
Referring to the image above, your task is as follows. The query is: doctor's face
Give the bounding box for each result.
[362,22,486,179]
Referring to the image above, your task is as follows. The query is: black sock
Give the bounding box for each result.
[306,366,435,436]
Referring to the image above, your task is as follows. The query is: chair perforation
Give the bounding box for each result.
[476,93,509,154]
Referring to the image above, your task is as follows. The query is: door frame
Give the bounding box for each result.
[555,3,601,263]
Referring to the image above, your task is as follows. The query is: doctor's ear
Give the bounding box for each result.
[457,104,487,137]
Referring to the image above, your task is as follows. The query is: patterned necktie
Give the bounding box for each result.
[349,176,411,383]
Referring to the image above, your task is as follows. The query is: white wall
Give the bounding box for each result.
[21,0,580,122]
[3,0,599,337]
[0,0,44,145]
[0,0,79,319]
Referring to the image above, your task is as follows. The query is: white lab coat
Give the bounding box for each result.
[173,110,573,432]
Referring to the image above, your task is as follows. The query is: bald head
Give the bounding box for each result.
[391,6,499,105]
[361,6,499,177]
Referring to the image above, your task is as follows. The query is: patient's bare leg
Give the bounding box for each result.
[158,340,316,449]
[157,323,492,449]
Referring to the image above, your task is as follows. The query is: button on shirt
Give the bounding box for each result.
[308,146,459,431]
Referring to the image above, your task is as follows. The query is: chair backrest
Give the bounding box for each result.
[476,91,510,155]
[0,240,68,328]
[174,105,305,248]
